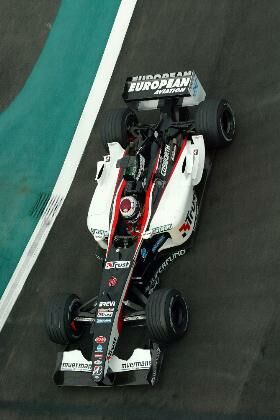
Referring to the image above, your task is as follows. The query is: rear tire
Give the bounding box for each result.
[101,108,138,149]
[45,293,83,345]
[195,98,235,148]
[145,288,189,343]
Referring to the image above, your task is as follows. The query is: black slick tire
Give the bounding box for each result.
[45,293,83,345]
[195,98,236,148]
[101,108,138,149]
[145,288,189,343]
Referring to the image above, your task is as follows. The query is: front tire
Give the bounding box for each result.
[45,293,83,345]
[195,98,236,148]
[145,288,189,343]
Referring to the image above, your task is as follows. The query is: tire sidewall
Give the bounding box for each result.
[45,293,82,345]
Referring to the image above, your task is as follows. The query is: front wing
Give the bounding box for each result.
[53,343,164,387]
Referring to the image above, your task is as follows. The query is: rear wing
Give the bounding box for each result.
[122,70,206,111]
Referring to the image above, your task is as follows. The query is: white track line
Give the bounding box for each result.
[0,0,138,332]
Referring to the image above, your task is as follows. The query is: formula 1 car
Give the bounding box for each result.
[45,70,235,387]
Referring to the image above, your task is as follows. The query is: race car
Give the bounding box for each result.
[45,70,236,387]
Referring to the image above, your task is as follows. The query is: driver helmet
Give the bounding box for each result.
[120,196,140,224]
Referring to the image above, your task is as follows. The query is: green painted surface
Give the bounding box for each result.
[0,0,121,295]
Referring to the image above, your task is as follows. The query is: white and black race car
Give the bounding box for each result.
[45,71,235,387]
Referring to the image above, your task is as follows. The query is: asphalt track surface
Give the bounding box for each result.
[0,0,121,295]
[0,0,60,112]
[1,1,280,418]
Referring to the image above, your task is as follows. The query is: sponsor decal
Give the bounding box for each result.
[60,350,92,373]
[121,360,151,370]
[128,71,192,96]
[99,307,114,311]
[94,353,103,359]
[96,345,103,352]
[150,347,162,386]
[95,336,106,344]
[179,195,197,238]
[93,366,102,375]
[150,249,186,284]
[161,144,171,176]
[92,229,109,239]
[142,177,147,188]
[145,274,160,296]
[179,222,191,235]
[97,310,114,318]
[94,360,102,365]
[153,224,172,234]
[108,349,151,373]
[131,71,192,82]
[136,154,145,181]
[108,276,118,287]
[152,235,166,253]
[157,249,186,273]
[105,261,130,269]
[141,248,148,259]
[61,361,92,372]
[96,318,112,324]
[147,224,172,236]
[107,337,117,360]
[189,74,199,97]
[99,301,115,308]
[171,144,177,161]
[98,307,114,312]
[128,79,190,96]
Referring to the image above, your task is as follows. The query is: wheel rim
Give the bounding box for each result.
[125,113,137,136]
[170,296,188,332]
[219,105,235,141]
[68,299,82,338]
